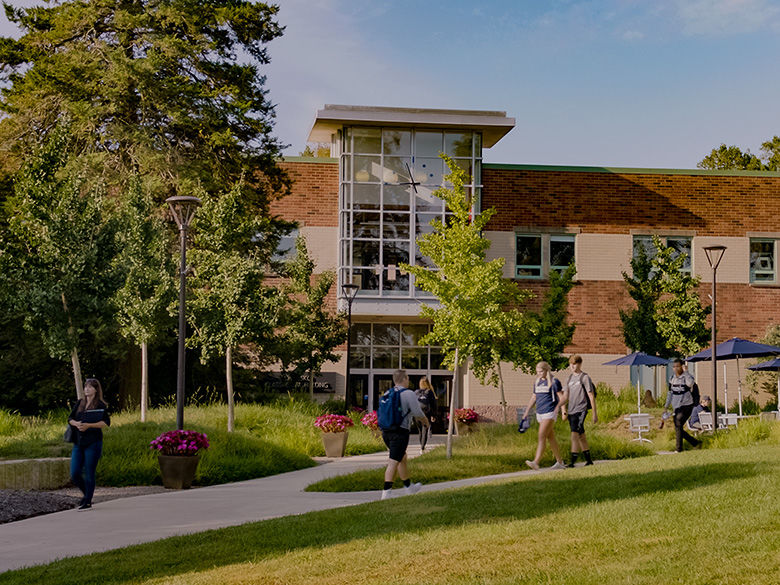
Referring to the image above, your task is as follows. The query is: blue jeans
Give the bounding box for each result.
[70,441,103,504]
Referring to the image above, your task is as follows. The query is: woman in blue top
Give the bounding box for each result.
[67,378,110,510]
[521,361,565,470]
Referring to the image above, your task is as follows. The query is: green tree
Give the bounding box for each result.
[698,137,780,171]
[0,0,289,206]
[188,184,285,431]
[620,236,709,358]
[526,264,577,371]
[0,121,119,399]
[402,156,533,452]
[112,178,176,420]
[744,324,780,404]
[270,237,347,398]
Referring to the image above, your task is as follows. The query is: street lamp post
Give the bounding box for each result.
[166,195,201,431]
[341,283,360,410]
[704,245,727,430]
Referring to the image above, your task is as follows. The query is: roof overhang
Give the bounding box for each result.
[308,104,515,148]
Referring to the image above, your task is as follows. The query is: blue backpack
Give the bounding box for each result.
[378,387,409,431]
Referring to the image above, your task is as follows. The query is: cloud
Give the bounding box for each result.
[673,0,780,35]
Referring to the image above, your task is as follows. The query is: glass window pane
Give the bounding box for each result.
[382,242,410,265]
[415,213,440,237]
[352,212,380,239]
[445,132,473,157]
[750,240,776,282]
[373,324,401,346]
[353,155,381,182]
[402,348,428,369]
[372,347,399,369]
[550,235,575,270]
[343,128,352,153]
[383,156,413,184]
[430,348,446,370]
[667,237,692,272]
[351,323,372,346]
[352,240,380,266]
[416,157,443,186]
[383,184,411,211]
[474,133,482,154]
[353,184,380,209]
[356,267,379,291]
[451,158,473,183]
[415,131,443,157]
[633,236,655,259]
[340,211,349,238]
[415,247,436,268]
[401,324,429,346]
[340,184,350,210]
[340,239,349,265]
[382,268,410,294]
[353,128,381,154]
[383,213,410,239]
[349,346,370,369]
[516,235,542,277]
[415,186,443,212]
[383,130,411,155]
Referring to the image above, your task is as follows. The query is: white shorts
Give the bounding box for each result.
[536,412,557,422]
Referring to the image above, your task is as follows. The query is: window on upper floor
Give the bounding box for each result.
[750,238,777,283]
[632,235,691,274]
[515,233,575,279]
[272,228,299,262]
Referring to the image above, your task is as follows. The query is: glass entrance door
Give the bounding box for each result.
[372,374,395,412]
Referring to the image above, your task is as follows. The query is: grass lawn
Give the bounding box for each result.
[1,437,778,585]
[0,402,385,486]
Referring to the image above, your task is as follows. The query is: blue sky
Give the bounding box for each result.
[3,0,780,168]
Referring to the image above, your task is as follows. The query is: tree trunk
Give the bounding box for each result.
[140,341,148,422]
[446,347,459,460]
[497,362,508,424]
[226,346,235,432]
[61,293,84,400]
[309,367,315,401]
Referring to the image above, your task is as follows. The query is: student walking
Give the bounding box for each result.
[415,377,436,453]
[521,361,565,470]
[67,378,110,510]
[561,355,598,467]
[378,369,427,500]
[663,358,702,452]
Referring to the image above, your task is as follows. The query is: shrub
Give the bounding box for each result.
[0,409,24,436]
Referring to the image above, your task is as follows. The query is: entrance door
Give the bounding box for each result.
[372,374,395,411]
[351,374,369,410]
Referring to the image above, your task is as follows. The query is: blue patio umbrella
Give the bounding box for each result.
[687,338,780,415]
[603,352,669,413]
[747,358,780,413]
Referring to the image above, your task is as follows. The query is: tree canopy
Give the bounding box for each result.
[698,137,780,171]
[0,0,289,206]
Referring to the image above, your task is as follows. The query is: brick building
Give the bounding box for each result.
[270,105,780,423]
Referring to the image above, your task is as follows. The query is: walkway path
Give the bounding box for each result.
[0,436,579,573]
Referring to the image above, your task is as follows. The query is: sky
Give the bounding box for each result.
[3,0,780,168]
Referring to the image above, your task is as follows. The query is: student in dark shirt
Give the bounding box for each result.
[67,378,110,510]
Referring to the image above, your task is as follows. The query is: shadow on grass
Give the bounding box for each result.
[1,459,767,585]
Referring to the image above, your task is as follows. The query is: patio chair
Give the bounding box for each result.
[718,413,738,429]
[625,413,652,443]
[697,412,714,433]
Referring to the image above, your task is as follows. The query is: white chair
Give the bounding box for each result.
[625,413,652,443]
[718,413,738,429]
[697,412,714,433]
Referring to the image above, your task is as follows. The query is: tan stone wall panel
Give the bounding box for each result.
[484,231,515,279]
[577,234,632,281]
[300,226,338,272]
[693,237,749,284]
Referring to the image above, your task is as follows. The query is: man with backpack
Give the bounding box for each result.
[561,354,598,467]
[378,369,427,500]
[663,358,703,452]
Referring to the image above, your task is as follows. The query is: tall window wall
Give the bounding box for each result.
[339,127,482,297]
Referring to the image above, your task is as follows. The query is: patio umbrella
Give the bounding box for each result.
[603,352,669,413]
[687,338,780,416]
[747,357,780,414]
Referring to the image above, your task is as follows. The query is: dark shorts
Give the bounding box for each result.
[568,411,587,435]
[382,428,410,462]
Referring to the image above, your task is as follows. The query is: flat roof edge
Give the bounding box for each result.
[484,163,780,177]
[280,156,339,164]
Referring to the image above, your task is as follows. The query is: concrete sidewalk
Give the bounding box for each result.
[0,435,562,573]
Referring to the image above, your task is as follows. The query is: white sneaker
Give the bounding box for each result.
[381,489,393,500]
[550,461,566,470]
[525,460,540,470]
[405,482,422,495]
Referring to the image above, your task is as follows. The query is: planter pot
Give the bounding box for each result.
[456,421,476,435]
[158,453,201,489]
[321,431,349,457]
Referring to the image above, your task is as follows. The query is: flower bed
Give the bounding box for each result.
[453,408,479,425]
[314,414,354,433]
[360,410,378,431]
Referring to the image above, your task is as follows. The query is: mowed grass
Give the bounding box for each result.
[1,440,778,585]
[0,402,385,486]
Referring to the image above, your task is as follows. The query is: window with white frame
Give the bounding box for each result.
[515,233,575,278]
[632,235,692,274]
[750,238,777,283]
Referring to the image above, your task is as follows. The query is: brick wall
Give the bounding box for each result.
[482,168,780,236]
[272,160,339,227]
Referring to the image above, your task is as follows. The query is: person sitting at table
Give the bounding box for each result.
[688,395,711,431]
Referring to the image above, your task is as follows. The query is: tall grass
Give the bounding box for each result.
[0,400,385,486]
